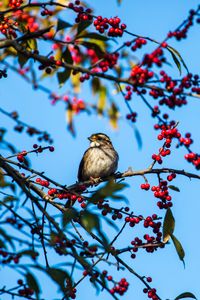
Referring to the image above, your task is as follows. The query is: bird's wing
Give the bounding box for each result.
[77,148,90,182]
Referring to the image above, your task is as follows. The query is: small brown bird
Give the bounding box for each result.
[78,133,119,182]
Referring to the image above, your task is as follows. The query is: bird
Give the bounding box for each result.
[78,133,119,182]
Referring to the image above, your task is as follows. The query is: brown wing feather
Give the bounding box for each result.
[77,148,90,182]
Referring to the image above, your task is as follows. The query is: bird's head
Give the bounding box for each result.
[88,133,112,148]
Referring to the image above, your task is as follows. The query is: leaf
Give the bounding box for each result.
[19,250,39,259]
[97,86,107,115]
[108,102,119,129]
[163,208,175,243]
[57,69,71,86]
[26,39,37,51]
[47,268,69,293]
[66,104,75,136]
[134,126,142,150]
[0,227,15,250]
[77,20,92,35]
[168,185,180,192]
[171,234,185,264]
[77,32,110,41]
[18,53,28,68]
[80,211,100,232]
[90,181,128,203]
[57,19,72,32]
[174,292,197,300]
[167,46,189,74]
[26,272,40,298]
[91,77,101,94]
[0,239,6,249]
[71,72,81,93]
[62,47,73,65]
[78,41,104,57]
[62,208,77,228]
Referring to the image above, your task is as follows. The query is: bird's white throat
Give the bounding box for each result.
[90,141,100,147]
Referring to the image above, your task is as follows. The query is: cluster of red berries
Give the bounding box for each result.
[143,215,161,233]
[124,86,132,100]
[159,95,187,109]
[0,18,18,38]
[126,112,137,122]
[125,215,142,227]
[18,286,34,298]
[151,181,173,209]
[68,1,92,23]
[1,251,21,264]
[140,183,150,190]
[110,278,129,296]
[51,236,76,255]
[143,48,165,68]
[151,126,181,164]
[93,16,126,37]
[98,53,119,72]
[179,132,193,147]
[13,10,39,32]
[65,278,77,299]
[9,0,23,8]
[41,9,53,17]
[191,86,200,94]
[6,217,23,229]
[130,66,154,85]
[79,73,90,82]
[143,287,159,300]
[185,152,200,169]
[17,150,27,163]
[80,242,98,257]
[167,9,197,41]
[131,38,147,51]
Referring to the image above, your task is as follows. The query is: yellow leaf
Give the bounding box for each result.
[108,103,119,129]
[97,86,106,115]
[71,73,81,94]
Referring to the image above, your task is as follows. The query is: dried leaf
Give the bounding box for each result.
[163,208,175,243]
[171,234,185,265]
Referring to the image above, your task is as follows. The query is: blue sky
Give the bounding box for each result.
[1,0,200,299]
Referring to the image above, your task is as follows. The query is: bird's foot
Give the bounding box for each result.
[89,176,102,186]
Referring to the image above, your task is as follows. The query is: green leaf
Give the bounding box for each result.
[80,211,100,232]
[78,41,104,57]
[57,19,72,32]
[90,181,128,203]
[77,32,110,41]
[174,292,197,300]
[167,46,189,74]
[57,69,71,86]
[26,272,40,298]
[168,185,180,192]
[47,268,69,293]
[19,250,38,260]
[62,47,73,65]
[0,227,15,250]
[163,208,175,243]
[0,239,6,249]
[171,234,185,264]
[77,20,92,35]
[91,77,101,94]
[62,208,77,228]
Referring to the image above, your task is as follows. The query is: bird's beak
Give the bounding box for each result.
[88,136,92,142]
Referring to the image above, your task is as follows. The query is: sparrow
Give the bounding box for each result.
[78,133,119,182]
